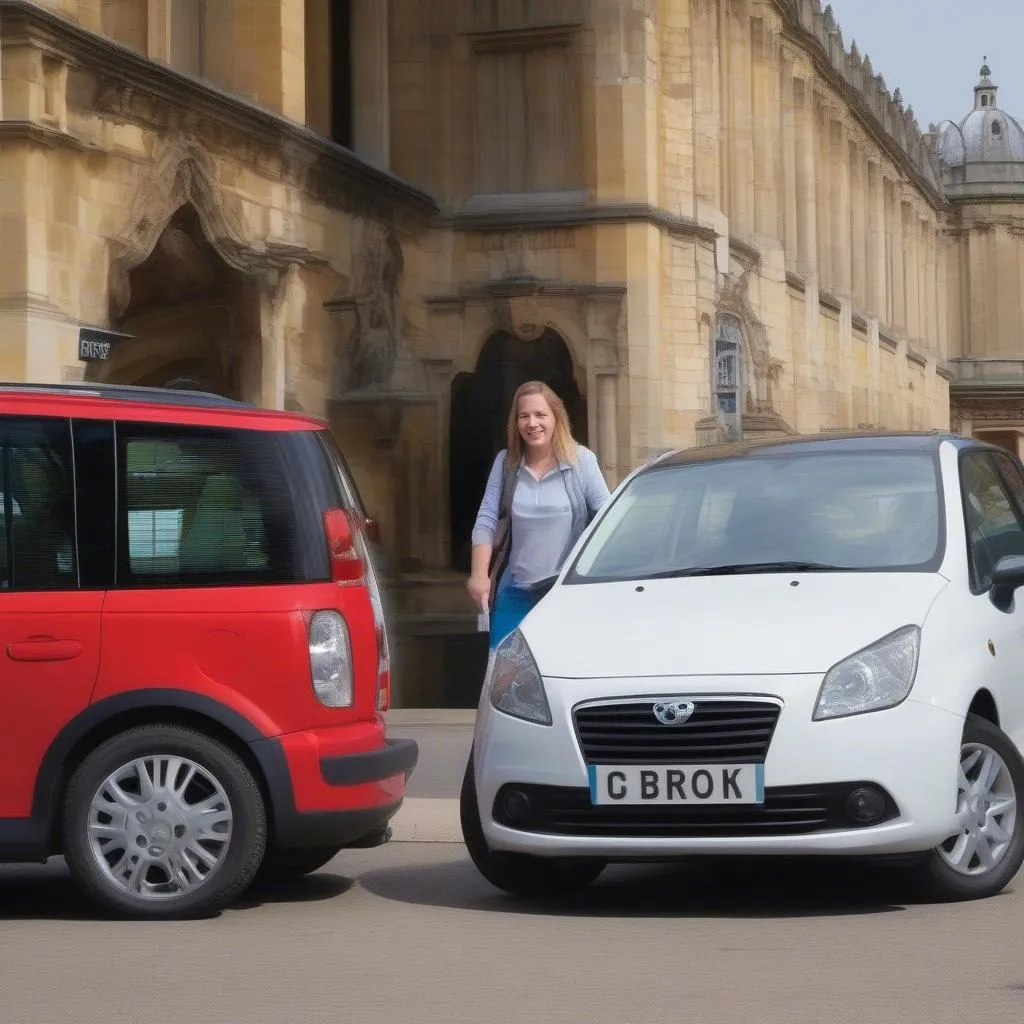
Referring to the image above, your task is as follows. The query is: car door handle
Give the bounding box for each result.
[6,637,83,662]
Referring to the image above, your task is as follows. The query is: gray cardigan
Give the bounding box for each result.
[472,444,611,596]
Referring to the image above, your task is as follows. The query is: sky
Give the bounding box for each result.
[826,0,1024,130]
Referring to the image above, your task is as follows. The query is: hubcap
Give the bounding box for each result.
[937,742,1017,877]
[86,755,233,901]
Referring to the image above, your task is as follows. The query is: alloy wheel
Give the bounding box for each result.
[937,742,1017,877]
[86,755,233,900]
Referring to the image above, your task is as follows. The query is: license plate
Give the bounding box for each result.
[587,764,765,806]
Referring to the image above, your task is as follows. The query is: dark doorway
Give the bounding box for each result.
[449,328,587,570]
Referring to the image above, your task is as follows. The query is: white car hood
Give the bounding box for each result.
[522,572,950,678]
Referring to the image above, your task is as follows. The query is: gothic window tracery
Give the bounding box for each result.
[713,314,743,440]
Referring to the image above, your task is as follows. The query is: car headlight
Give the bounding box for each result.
[813,626,921,722]
[489,629,552,726]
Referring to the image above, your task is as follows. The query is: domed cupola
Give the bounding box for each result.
[935,60,1024,198]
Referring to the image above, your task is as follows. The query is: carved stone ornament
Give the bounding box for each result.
[495,294,547,342]
[108,141,316,320]
[956,402,1024,424]
[342,218,406,391]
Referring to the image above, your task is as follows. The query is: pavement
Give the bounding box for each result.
[4,714,1024,1023]
[384,709,475,843]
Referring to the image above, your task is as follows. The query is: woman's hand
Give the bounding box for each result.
[467,573,490,611]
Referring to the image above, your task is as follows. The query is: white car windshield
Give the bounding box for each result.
[569,451,943,581]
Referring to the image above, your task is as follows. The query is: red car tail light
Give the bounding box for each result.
[323,507,366,585]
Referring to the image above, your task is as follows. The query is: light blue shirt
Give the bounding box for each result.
[472,444,611,587]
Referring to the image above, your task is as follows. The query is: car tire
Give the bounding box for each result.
[459,751,605,898]
[915,714,1024,902]
[257,845,342,881]
[63,725,267,920]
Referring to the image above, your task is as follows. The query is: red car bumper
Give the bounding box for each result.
[251,723,419,852]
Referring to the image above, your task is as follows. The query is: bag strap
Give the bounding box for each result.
[487,451,519,608]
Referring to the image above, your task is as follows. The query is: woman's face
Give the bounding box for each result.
[517,392,555,452]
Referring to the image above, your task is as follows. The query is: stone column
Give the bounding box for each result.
[591,0,661,465]
[815,103,832,288]
[258,265,300,410]
[925,223,937,354]
[587,330,623,487]
[230,0,305,122]
[692,0,722,210]
[905,207,921,342]
[147,0,171,62]
[780,58,799,266]
[867,162,885,319]
[865,161,885,427]
[850,146,867,311]
[750,14,780,245]
[727,5,754,241]
[793,74,821,433]
[891,189,906,333]
[794,78,818,278]
[832,121,851,297]
[351,0,390,168]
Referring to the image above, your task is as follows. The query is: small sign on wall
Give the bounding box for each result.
[77,326,133,362]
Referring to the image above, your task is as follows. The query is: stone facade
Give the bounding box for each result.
[931,62,1024,453]
[1,0,1021,706]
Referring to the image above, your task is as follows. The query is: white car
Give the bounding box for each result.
[461,432,1024,902]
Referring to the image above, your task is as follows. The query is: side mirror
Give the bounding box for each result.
[989,554,1024,612]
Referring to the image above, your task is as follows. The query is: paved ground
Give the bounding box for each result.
[385,710,474,842]
[3,716,1024,1024]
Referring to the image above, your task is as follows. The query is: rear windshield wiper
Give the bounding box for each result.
[646,561,850,579]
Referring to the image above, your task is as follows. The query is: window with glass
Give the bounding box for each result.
[0,417,77,591]
[117,423,329,587]
[960,452,1024,592]
[569,450,945,583]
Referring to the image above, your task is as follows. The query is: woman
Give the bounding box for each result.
[467,380,611,648]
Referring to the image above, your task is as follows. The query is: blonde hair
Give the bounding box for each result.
[506,380,578,466]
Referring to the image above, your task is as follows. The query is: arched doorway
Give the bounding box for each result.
[448,328,587,570]
[89,205,260,400]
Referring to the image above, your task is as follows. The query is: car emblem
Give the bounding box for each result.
[652,700,695,726]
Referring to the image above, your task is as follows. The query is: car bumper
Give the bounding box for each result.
[251,724,419,852]
[473,675,965,859]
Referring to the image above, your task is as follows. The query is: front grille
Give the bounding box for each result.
[492,784,899,838]
[573,699,781,765]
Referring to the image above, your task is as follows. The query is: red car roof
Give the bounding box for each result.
[0,383,327,432]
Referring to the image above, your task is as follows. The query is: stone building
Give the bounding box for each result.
[933,63,1024,453]
[1,0,1022,706]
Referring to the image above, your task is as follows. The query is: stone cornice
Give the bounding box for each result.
[440,201,718,243]
[0,0,438,222]
[466,22,582,52]
[0,120,85,150]
[879,330,899,352]
[421,278,627,306]
[729,238,761,270]
[818,289,842,315]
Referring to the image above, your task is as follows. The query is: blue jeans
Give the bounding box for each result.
[489,575,542,650]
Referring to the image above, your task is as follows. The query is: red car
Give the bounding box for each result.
[0,382,417,918]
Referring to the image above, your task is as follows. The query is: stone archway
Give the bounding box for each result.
[448,327,587,570]
[88,204,261,400]
[95,141,327,406]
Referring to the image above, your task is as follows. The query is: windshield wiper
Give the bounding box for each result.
[646,561,850,579]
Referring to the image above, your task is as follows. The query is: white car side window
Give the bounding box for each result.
[961,452,1024,591]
